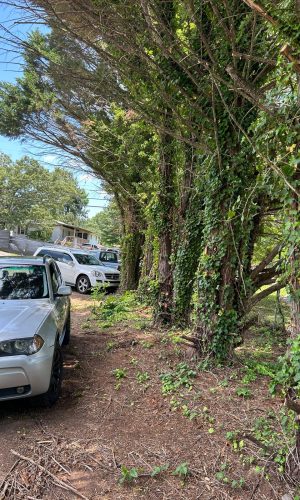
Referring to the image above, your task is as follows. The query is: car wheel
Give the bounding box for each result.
[62,310,71,346]
[32,343,63,408]
[76,274,91,294]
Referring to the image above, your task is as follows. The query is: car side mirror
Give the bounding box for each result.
[56,285,72,296]
[67,261,75,267]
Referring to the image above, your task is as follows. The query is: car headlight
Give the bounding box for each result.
[92,270,105,279]
[0,335,44,356]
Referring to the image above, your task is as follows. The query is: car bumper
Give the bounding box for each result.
[0,345,54,401]
[90,276,120,288]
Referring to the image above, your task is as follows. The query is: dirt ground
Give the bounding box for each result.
[0,293,294,499]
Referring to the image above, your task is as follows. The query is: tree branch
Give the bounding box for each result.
[251,281,287,306]
[250,243,282,280]
[242,0,277,26]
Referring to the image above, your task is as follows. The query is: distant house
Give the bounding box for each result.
[50,221,99,246]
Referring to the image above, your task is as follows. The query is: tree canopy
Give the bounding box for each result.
[0,153,89,236]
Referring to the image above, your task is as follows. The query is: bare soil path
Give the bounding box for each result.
[0,294,289,499]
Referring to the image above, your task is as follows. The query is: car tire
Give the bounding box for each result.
[32,343,63,408]
[62,310,71,346]
[76,274,91,294]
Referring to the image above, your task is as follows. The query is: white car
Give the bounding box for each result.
[34,247,120,293]
[0,256,71,405]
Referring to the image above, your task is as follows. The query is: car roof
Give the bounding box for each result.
[37,246,91,255]
[0,256,45,266]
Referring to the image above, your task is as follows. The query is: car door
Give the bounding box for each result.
[49,262,68,339]
[56,252,76,285]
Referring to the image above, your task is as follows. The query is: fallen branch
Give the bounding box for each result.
[10,449,89,500]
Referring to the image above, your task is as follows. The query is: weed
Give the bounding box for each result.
[181,404,198,420]
[134,319,151,330]
[106,341,116,351]
[172,462,189,478]
[231,478,245,488]
[226,431,244,452]
[150,464,169,477]
[241,369,257,385]
[219,378,229,387]
[113,368,127,380]
[119,466,139,484]
[136,371,150,384]
[170,397,181,410]
[235,387,251,398]
[160,363,196,395]
[141,340,154,349]
[197,359,212,371]
[94,291,138,327]
[130,357,138,366]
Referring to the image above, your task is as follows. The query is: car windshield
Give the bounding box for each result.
[73,254,100,265]
[0,265,49,300]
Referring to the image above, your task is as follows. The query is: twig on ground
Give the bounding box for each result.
[10,449,89,500]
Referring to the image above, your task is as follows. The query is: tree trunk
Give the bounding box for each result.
[289,167,300,339]
[173,190,203,326]
[154,131,175,325]
[120,199,145,291]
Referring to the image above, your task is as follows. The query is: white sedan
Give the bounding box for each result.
[0,256,71,406]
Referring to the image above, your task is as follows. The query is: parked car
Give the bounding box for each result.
[81,243,101,250]
[89,250,121,270]
[34,247,120,293]
[0,256,71,405]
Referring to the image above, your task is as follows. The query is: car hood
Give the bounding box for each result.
[0,300,53,341]
[80,265,120,275]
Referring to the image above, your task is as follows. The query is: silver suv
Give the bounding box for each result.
[34,247,120,293]
[0,256,71,406]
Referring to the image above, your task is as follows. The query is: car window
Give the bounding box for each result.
[0,265,49,300]
[73,253,100,265]
[37,249,56,259]
[37,249,73,264]
[56,252,73,264]
[106,252,118,263]
[49,262,60,294]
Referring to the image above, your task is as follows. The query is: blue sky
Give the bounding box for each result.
[0,4,109,217]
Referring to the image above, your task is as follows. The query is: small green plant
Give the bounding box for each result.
[160,363,196,395]
[141,340,154,349]
[215,471,229,483]
[181,404,198,420]
[231,478,245,488]
[150,464,169,477]
[226,431,244,452]
[235,387,251,398]
[197,358,212,371]
[113,368,127,380]
[219,378,229,387]
[172,462,189,478]
[94,291,138,327]
[119,465,139,484]
[106,340,116,351]
[136,371,150,384]
[241,368,257,385]
[170,397,181,410]
[130,357,138,366]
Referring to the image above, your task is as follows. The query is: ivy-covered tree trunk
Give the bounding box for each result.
[120,199,145,291]
[195,121,258,359]
[288,168,300,340]
[173,189,203,326]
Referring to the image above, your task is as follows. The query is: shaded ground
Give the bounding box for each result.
[0,293,295,499]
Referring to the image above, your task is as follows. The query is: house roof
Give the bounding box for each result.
[54,220,93,234]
